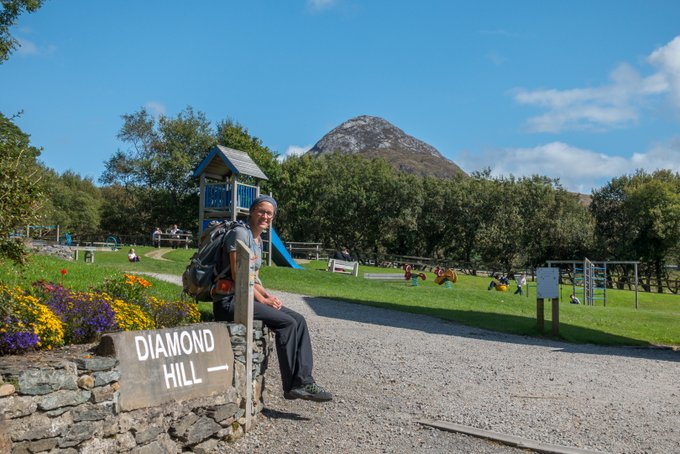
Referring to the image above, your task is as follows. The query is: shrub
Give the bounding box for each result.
[101,274,153,310]
[148,296,201,328]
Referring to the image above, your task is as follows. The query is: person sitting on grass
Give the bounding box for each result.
[211,195,333,403]
[488,275,499,290]
[570,294,581,305]
[127,248,140,262]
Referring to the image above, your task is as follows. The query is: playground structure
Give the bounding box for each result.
[546,258,640,309]
[403,264,426,286]
[193,145,301,269]
[434,267,457,288]
[363,263,426,286]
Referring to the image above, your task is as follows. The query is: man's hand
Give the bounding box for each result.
[263,294,282,310]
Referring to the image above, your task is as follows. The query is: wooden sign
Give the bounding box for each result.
[100,322,234,411]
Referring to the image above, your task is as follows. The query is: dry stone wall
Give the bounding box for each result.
[0,321,273,453]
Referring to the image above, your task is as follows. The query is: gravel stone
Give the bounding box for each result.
[218,290,680,454]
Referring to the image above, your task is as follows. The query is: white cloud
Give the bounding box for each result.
[514,35,680,132]
[457,139,680,194]
[648,36,680,107]
[487,51,507,66]
[14,36,56,56]
[279,144,312,161]
[307,0,336,11]
[144,101,166,117]
[633,137,680,174]
[16,37,38,55]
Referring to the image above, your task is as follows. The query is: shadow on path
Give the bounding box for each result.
[261,408,311,421]
[301,295,680,363]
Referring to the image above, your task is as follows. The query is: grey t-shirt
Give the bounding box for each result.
[224,225,262,284]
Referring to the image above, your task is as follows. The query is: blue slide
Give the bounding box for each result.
[270,228,303,269]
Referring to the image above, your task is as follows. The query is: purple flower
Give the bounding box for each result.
[44,287,116,344]
[0,316,39,354]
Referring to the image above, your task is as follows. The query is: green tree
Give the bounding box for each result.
[418,175,480,262]
[216,119,281,191]
[475,177,524,273]
[277,153,417,259]
[43,170,103,237]
[101,107,216,235]
[591,170,680,292]
[0,0,44,63]
[513,175,594,267]
[0,112,45,264]
[446,173,497,271]
[624,170,680,292]
[590,175,632,260]
[276,153,324,242]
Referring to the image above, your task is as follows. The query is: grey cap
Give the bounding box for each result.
[250,195,277,215]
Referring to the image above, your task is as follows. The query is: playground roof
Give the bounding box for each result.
[193,145,269,181]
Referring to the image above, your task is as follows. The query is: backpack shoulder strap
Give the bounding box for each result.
[214,221,248,281]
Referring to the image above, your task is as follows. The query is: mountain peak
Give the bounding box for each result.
[307,115,465,178]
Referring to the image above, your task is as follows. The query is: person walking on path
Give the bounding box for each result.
[211,195,333,402]
[514,273,526,296]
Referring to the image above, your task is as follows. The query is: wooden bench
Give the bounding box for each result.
[363,273,404,281]
[155,233,193,249]
[286,241,322,260]
[327,258,359,277]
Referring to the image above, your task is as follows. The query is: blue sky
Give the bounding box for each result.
[2,0,680,193]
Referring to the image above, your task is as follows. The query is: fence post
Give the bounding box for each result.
[551,297,560,336]
[536,298,544,333]
[233,239,254,432]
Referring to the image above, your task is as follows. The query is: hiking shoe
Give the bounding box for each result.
[284,383,333,402]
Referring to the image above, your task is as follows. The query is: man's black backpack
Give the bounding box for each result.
[182,220,245,301]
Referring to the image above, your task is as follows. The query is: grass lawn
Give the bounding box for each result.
[3,249,679,347]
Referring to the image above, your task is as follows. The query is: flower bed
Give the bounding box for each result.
[0,273,200,355]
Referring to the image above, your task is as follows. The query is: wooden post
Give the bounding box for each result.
[230,176,238,222]
[526,277,530,299]
[198,174,206,237]
[267,192,273,267]
[634,262,639,310]
[233,239,254,432]
[537,298,544,333]
[551,297,559,336]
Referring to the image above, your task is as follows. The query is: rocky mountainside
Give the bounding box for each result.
[307,115,466,179]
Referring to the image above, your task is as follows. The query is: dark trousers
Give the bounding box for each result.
[214,296,315,392]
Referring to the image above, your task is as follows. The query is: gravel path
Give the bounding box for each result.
[142,274,680,453]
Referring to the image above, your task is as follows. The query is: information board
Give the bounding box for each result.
[536,267,560,299]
